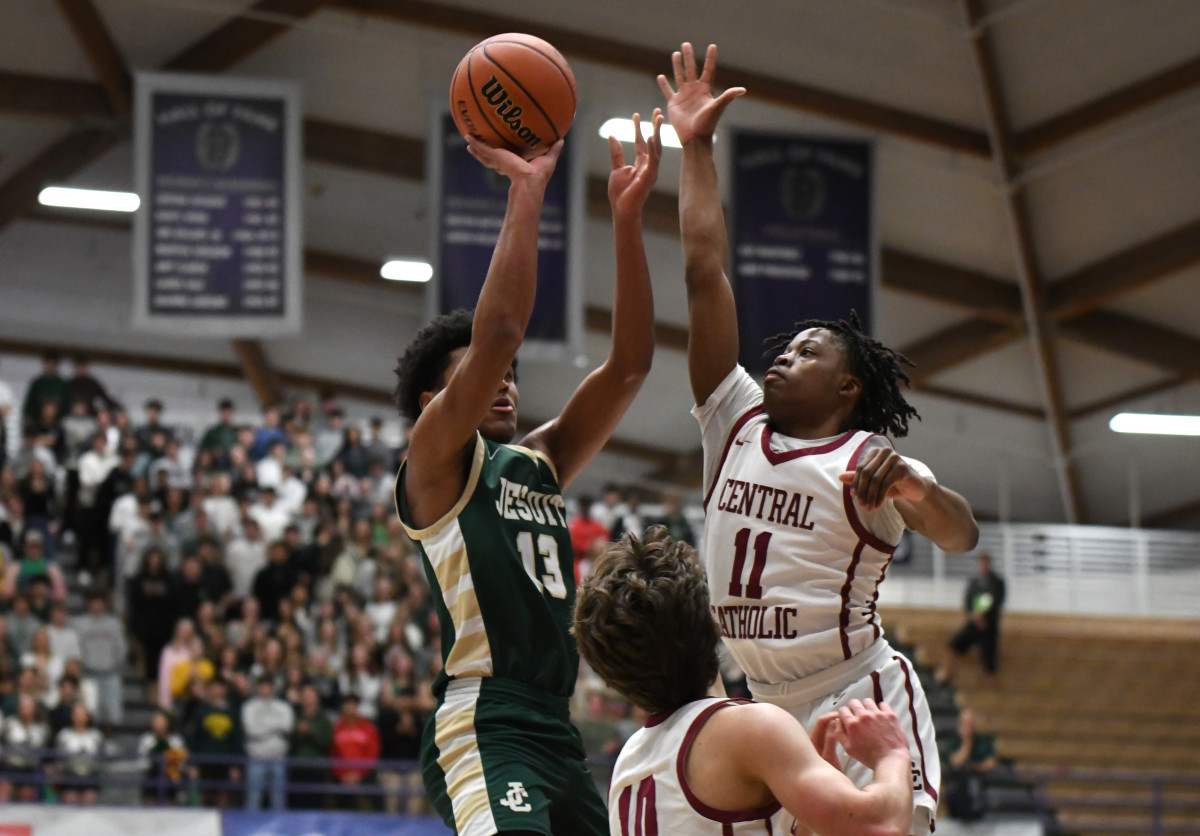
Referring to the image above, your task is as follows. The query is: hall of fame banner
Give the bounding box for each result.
[132,73,303,337]
[730,132,876,374]
[427,110,585,359]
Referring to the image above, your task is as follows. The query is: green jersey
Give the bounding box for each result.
[396,433,578,699]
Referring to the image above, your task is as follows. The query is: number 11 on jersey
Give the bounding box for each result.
[516,531,568,598]
[729,528,772,599]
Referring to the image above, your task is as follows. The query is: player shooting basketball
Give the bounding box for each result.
[658,43,979,835]
[393,111,663,836]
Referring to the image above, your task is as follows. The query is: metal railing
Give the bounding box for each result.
[1018,768,1200,835]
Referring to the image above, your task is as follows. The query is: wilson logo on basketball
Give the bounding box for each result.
[480,76,542,150]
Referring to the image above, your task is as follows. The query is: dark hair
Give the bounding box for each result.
[767,313,919,437]
[392,309,517,422]
[573,526,719,714]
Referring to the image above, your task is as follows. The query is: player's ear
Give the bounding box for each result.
[418,390,436,412]
[838,374,862,400]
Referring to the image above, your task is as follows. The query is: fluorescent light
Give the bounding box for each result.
[38,186,139,213]
[1109,413,1200,436]
[598,118,684,149]
[381,260,432,283]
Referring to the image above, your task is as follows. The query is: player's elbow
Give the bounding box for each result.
[942,517,980,554]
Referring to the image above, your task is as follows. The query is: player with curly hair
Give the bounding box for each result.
[393,112,663,836]
[575,527,914,836]
[659,43,979,835]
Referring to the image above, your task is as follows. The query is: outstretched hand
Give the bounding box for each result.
[839,447,932,512]
[657,42,746,146]
[465,137,565,187]
[608,109,664,216]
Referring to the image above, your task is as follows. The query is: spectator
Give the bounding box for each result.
[130,510,182,574]
[252,541,297,621]
[608,487,646,540]
[226,518,267,601]
[137,709,187,805]
[364,416,394,469]
[329,693,379,811]
[73,592,126,729]
[0,693,50,802]
[568,495,609,579]
[47,674,82,737]
[647,490,695,544]
[335,644,381,721]
[288,682,333,810]
[89,440,138,582]
[313,408,344,469]
[186,677,243,809]
[31,401,65,466]
[64,356,116,414]
[940,707,997,821]
[249,405,287,461]
[242,676,294,811]
[20,350,67,434]
[195,535,236,615]
[255,441,286,491]
[0,371,12,471]
[53,703,104,805]
[277,465,308,517]
[45,602,81,665]
[939,553,1007,687]
[364,576,398,643]
[7,594,42,656]
[76,432,118,577]
[199,399,238,466]
[148,437,191,493]
[589,482,626,533]
[128,547,177,682]
[2,531,67,603]
[16,458,57,554]
[203,473,241,541]
[20,627,60,704]
[248,486,290,544]
[134,399,172,456]
[60,399,98,533]
[336,425,371,480]
[377,650,432,815]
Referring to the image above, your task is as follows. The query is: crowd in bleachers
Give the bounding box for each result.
[0,350,709,810]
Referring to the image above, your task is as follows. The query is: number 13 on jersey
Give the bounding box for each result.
[516,531,568,598]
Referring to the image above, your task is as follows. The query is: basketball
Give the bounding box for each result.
[450,33,577,160]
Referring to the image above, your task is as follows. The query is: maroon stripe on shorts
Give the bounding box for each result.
[895,655,937,803]
[618,785,631,836]
[871,670,883,704]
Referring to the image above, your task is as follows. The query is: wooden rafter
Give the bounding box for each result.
[0,70,114,122]
[1068,376,1188,421]
[881,249,1022,324]
[912,384,1044,420]
[305,120,425,181]
[53,0,132,118]
[1060,312,1200,381]
[1015,52,1200,158]
[333,0,991,158]
[962,0,1081,522]
[232,339,285,406]
[901,320,1023,385]
[164,0,328,72]
[0,129,117,231]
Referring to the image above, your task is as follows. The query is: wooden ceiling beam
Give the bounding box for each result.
[1138,498,1200,531]
[913,384,1044,419]
[881,249,1022,323]
[1047,217,1200,322]
[1015,52,1200,158]
[164,0,329,72]
[1068,376,1188,421]
[0,70,114,123]
[1060,312,1200,380]
[901,319,1023,385]
[962,0,1081,522]
[231,339,285,406]
[333,0,991,157]
[0,128,117,232]
[53,0,132,118]
[304,119,426,180]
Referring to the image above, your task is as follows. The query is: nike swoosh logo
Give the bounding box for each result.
[488,447,501,460]
[734,438,747,446]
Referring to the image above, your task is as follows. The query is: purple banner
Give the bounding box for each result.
[133,73,302,336]
[731,132,874,373]
[435,113,569,343]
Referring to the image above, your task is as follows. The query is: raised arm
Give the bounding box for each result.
[658,43,746,405]
[405,140,563,523]
[711,700,913,836]
[522,113,661,489]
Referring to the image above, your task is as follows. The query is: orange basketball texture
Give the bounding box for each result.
[450,33,577,160]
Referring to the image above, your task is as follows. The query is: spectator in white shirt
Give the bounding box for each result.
[247,487,290,544]
[202,472,241,541]
[55,703,105,805]
[226,517,268,600]
[45,602,81,664]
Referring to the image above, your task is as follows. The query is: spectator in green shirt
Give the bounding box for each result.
[288,682,333,809]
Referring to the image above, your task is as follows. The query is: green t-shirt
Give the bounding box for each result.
[397,434,577,699]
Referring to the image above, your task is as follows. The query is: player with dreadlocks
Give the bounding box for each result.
[660,43,978,836]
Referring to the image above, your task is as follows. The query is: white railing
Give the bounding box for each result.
[881,523,1200,619]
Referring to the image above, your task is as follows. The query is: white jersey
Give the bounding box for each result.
[694,366,934,685]
[609,698,779,836]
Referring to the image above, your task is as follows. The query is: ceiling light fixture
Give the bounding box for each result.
[381,260,433,283]
[1109,412,1200,436]
[598,118,684,148]
[38,186,140,213]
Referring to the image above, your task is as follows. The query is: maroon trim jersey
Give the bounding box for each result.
[609,698,780,836]
[693,366,935,685]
